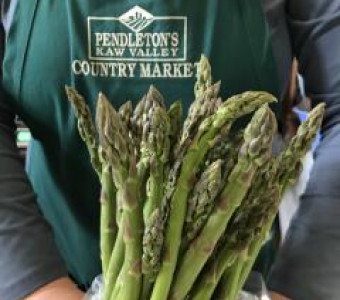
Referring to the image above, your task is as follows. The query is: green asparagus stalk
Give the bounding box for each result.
[194,54,213,99]
[119,101,133,139]
[112,245,129,300]
[148,85,166,109]
[183,160,223,248]
[204,130,244,183]
[103,228,124,300]
[188,158,276,300]
[98,164,117,277]
[214,266,233,300]
[169,83,222,240]
[141,209,164,300]
[66,87,117,279]
[232,103,325,298]
[188,249,242,300]
[141,153,185,300]
[167,101,183,158]
[123,88,169,300]
[119,101,133,124]
[133,86,166,174]
[65,89,115,281]
[151,92,276,300]
[140,106,171,299]
[98,94,143,300]
[175,55,219,157]
[157,82,222,266]
[96,98,121,297]
[142,106,170,260]
[131,95,146,155]
[65,86,101,175]
[132,85,165,157]
[216,163,278,300]
[225,159,277,251]
[277,103,325,194]
[163,90,223,254]
[177,82,221,156]
[168,104,277,300]
[143,106,171,220]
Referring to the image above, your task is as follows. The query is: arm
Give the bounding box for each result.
[268,1,340,300]
[0,14,84,300]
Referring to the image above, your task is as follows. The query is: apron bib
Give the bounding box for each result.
[3,0,280,288]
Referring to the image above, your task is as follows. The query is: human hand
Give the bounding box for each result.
[24,277,84,300]
[270,292,292,300]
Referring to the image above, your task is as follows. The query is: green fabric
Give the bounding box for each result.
[2,0,280,287]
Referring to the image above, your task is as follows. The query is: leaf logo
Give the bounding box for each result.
[119,6,154,33]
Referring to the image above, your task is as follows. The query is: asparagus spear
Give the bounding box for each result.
[98,164,117,278]
[95,97,121,296]
[164,66,221,246]
[141,208,164,300]
[168,104,277,300]
[98,94,143,300]
[192,160,277,300]
[119,101,133,135]
[115,89,167,300]
[158,83,223,264]
[104,228,124,300]
[204,130,244,182]
[226,159,277,252]
[175,54,219,157]
[109,93,162,300]
[132,85,165,157]
[277,103,325,194]
[167,101,183,158]
[177,82,222,156]
[214,266,234,300]
[66,88,118,280]
[133,86,166,177]
[150,92,276,300]
[194,54,213,99]
[148,85,166,108]
[186,154,274,300]
[232,103,325,299]
[65,86,101,175]
[142,106,171,269]
[100,101,135,300]
[183,160,223,248]
[189,249,242,300]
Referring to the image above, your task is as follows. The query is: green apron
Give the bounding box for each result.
[2,0,280,288]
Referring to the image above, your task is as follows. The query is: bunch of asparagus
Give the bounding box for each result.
[66,56,324,300]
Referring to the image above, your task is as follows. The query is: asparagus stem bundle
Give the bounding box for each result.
[189,159,277,300]
[152,92,276,300]
[168,104,277,300]
[66,56,324,300]
[104,96,143,300]
[211,160,278,300]
[233,103,325,298]
[66,87,117,279]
